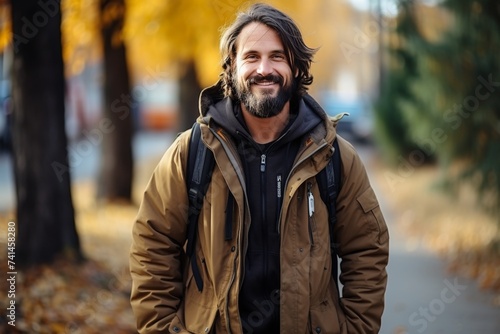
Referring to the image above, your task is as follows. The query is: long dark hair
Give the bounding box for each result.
[219,3,317,98]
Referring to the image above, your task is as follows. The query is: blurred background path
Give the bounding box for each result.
[0,130,176,212]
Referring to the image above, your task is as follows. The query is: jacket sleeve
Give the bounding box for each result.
[334,137,389,333]
[129,132,190,333]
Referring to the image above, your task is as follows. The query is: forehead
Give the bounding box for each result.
[236,22,284,55]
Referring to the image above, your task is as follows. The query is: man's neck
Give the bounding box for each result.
[240,102,291,144]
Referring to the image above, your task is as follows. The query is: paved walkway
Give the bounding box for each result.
[0,152,14,212]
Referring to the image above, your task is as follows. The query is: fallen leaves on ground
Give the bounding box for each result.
[0,258,134,334]
[0,156,164,333]
[0,179,142,334]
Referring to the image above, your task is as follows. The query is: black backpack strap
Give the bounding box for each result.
[317,138,342,288]
[186,122,215,292]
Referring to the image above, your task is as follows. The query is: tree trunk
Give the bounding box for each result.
[178,61,202,132]
[11,0,82,266]
[98,0,133,202]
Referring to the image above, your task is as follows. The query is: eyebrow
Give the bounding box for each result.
[240,49,286,57]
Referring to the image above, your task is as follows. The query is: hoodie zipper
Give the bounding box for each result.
[260,153,268,277]
[260,154,267,227]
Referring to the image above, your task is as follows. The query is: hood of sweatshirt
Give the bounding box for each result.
[198,80,330,147]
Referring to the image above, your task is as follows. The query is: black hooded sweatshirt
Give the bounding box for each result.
[205,94,323,333]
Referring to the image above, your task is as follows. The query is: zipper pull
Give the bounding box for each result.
[307,183,314,217]
[260,154,266,172]
[276,174,282,234]
[276,174,282,199]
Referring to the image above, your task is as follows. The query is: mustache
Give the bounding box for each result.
[248,74,283,85]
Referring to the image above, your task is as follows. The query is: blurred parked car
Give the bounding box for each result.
[320,92,374,142]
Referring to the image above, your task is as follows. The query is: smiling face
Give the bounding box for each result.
[232,22,295,118]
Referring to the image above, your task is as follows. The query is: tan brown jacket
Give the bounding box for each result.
[130,93,389,334]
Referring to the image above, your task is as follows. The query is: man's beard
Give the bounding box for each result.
[234,73,294,118]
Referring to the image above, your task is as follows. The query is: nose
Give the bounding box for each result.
[256,58,272,76]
